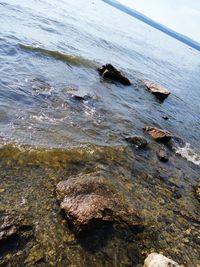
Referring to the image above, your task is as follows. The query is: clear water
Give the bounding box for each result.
[0,1,200,266]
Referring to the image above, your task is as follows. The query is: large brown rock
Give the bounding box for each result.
[98,64,132,85]
[56,172,141,233]
[143,80,170,101]
[144,126,172,143]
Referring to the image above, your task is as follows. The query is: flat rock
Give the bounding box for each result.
[144,253,180,267]
[98,64,131,85]
[56,172,141,234]
[143,80,170,101]
[144,126,172,143]
[125,136,147,149]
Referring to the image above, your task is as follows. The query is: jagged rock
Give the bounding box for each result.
[98,64,131,85]
[144,126,172,143]
[157,148,169,162]
[143,80,170,101]
[144,253,180,267]
[0,223,17,242]
[125,136,147,149]
[56,172,141,234]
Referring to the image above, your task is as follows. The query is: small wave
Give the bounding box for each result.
[175,143,200,166]
[19,44,98,68]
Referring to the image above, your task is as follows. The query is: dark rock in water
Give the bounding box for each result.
[67,93,91,102]
[98,64,131,85]
[125,136,147,149]
[162,116,169,120]
[0,215,34,257]
[71,95,89,101]
[56,172,141,234]
[144,126,172,143]
[171,136,185,148]
[143,80,170,101]
[157,148,169,162]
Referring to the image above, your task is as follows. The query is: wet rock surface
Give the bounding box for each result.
[144,253,180,267]
[98,64,132,85]
[0,214,34,258]
[143,80,170,101]
[144,126,172,143]
[56,172,141,234]
[157,148,169,162]
[125,136,148,149]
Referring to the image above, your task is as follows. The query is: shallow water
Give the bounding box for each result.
[0,0,200,266]
[1,0,200,150]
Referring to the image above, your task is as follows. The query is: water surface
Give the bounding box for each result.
[0,0,200,266]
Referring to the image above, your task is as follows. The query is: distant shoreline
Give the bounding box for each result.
[102,0,200,52]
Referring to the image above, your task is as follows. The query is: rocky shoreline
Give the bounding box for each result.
[0,136,199,266]
[0,65,199,266]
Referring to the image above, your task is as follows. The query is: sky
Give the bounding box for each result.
[118,0,200,42]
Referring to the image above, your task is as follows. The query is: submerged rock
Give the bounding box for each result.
[25,245,44,266]
[98,64,131,85]
[0,215,34,257]
[144,253,180,267]
[144,126,172,143]
[195,182,200,202]
[143,80,170,101]
[56,172,141,234]
[70,94,90,101]
[157,148,169,162]
[125,136,147,149]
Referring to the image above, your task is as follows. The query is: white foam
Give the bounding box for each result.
[175,143,200,166]
[31,113,65,123]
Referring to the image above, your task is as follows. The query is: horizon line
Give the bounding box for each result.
[102,0,200,52]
